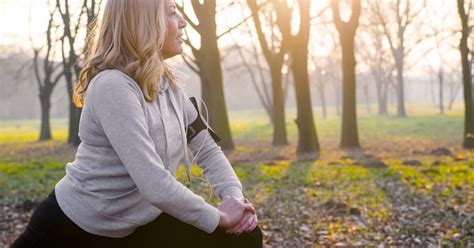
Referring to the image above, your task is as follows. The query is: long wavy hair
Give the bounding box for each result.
[73,0,176,108]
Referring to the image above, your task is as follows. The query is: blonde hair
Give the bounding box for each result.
[73,0,176,108]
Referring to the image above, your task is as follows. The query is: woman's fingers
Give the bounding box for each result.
[226,212,252,234]
[226,212,258,235]
[246,214,257,233]
[236,214,255,234]
[243,203,256,214]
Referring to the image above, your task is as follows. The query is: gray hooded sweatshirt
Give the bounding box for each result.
[54,69,244,238]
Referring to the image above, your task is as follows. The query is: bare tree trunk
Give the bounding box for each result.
[270,65,288,145]
[471,53,474,101]
[457,0,474,148]
[332,0,361,149]
[231,43,273,122]
[290,48,320,155]
[198,36,234,150]
[247,0,288,146]
[334,80,341,116]
[395,56,407,117]
[448,81,461,110]
[381,85,388,115]
[57,0,101,146]
[32,4,63,142]
[283,64,292,104]
[375,79,388,115]
[363,82,371,114]
[288,0,320,157]
[429,73,436,104]
[39,88,53,141]
[439,69,444,115]
[178,1,234,150]
[374,0,427,118]
[317,84,327,119]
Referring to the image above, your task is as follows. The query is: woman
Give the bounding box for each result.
[12,0,262,247]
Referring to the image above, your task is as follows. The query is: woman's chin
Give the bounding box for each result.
[163,49,183,59]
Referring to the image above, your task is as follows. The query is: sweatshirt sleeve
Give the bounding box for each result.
[88,73,220,233]
[182,93,244,200]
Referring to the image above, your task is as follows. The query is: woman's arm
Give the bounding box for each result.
[88,73,220,233]
[182,93,244,200]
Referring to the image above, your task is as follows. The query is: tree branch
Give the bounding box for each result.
[180,52,199,75]
[176,2,200,32]
[217,14,252,40]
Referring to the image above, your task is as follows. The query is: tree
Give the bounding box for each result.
[310,58,328,119]
[56,0,102,145]
[457,0,474,148]
[374,0,427,117]
[331,0,362,149]
[30,3,64,141]
[246,0,289,146]
[228,33,273,124]
[282,0,320,157]
[359,4,395,115]
[422,2,461,115]
[177,1,238,150]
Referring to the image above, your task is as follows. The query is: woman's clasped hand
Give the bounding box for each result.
[217,196,258,235]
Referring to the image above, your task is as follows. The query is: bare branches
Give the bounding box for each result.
[176,2,199,31]
[331,0,361,36]
[217,14,252,40]
[180,52,199,74]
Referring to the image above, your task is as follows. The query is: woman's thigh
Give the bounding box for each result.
[11,191,125,248]
[127,212,263,248]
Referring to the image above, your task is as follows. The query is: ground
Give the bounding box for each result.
[1,108,473,247]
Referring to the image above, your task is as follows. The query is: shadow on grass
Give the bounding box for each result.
[238,161,313,247]
[360,158,473,247]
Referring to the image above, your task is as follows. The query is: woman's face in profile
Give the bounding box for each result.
[163,0,187,59]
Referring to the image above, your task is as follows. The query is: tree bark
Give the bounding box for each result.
[375,78,388,115]
[247,0,288,146]
[332,0,361,149]
[290,47,320,155]
[287,0,320,157]
[270,65,288,145]
[32,4,63,142]
[57,0,100,146]
[395,54,407,117]
[179,1,234,150]
[198,29,234,150]
[317,84,327,119]
[39,89,53,141]
[457,0,474,148]
[438,69,444,115]
[363,83,371,114]
[333,80,341,116]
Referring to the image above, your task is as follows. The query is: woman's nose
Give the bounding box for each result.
[179,15,187,29]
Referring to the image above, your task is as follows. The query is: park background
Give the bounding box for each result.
[0,0,473,246]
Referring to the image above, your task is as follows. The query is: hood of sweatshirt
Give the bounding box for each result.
[159,76,192,185]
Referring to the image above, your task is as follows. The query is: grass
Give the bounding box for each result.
[230,106,464,146]
[0,106,473,246]
[0,118,69,143]
[0,161,66,202]
[0,104,464,144]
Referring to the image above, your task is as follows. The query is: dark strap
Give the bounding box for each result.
[186,97,221,143]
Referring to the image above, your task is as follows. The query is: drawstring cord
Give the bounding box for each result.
[182,94,213,202]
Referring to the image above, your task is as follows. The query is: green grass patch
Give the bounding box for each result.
[388,160,474,211]
[0,161,66,200]
[306,162,391,221]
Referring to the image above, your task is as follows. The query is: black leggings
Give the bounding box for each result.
[12,190,263,248]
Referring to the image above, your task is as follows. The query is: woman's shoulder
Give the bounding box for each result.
[89,69,142,96]
[92,69,136,86]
